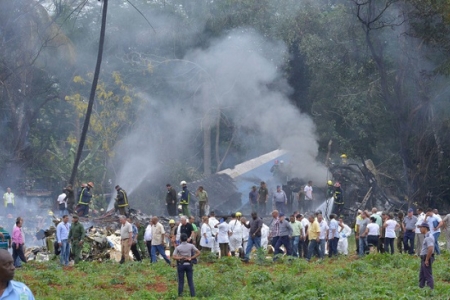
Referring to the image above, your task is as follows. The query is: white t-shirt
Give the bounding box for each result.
[366,223,380,236]
[304,186,313,200]
[209,217,219,236]
[301,218,310,237]
[228,219,243,239]
[434,214,442,233]
[242,221,250,241]
[328,219,339,239]
[57,193,67,207]
[217,222,230,243]
[319,220,328,240]
[144,224,152,241]
[385,219,397,238]
[415,213,425,234]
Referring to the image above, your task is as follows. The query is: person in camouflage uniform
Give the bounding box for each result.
[68,215,85,264]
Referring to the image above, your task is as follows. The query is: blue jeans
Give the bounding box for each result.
[244,236,261,260]
[291,236,300,257]
[384,237,395,255]
[403,231,415,255]
[319,239,326,259]
[275,202,285,214]
[274,235,291,259]
[177,264,195,296]
[151,244,170,264]
[59,209,68,218]
[329,237,339,257]
[60,239,70,266]
[306,239,320,260]
[433,232,441,255]
[359,236,368,256]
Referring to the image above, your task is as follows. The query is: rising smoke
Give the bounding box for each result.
[112,27,327,207]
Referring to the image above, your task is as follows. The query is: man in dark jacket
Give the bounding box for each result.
[76,182,93,217]
[115,185,129,216]
[64,184,75,214]
[166,184,177,216]
[180,181,190,217]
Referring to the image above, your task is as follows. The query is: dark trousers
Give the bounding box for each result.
[177,264,195,296]
[419,256,434,289]
[12,243,26,267]
[378,237,385,253]
[5,203,14,215]
[146,241,152,258]
[403,231,415,255]
[219,243,229,258]
[299,238,309,258]
[274,235,291,258]
[130,243,142,261]
[384,237,395,255]
[306,239,320,260]
[167,203,177,216]
[355,234,359,254]
[77,204,89,217]
[198,202,206,217]
[275,202,285,215]
[328,237,339,257]
[258,202,266,216]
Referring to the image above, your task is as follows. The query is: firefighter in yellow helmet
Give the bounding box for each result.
[340,154,348,164]
[326,180,335,199]
[333,182,344,216]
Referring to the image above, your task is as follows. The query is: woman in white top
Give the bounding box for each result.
[383,214,399,254]
[365,216,380,253]
[200,216,213,252]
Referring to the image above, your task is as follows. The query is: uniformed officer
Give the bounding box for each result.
[172,233,200,297]
[68,215,85,264]
[419,222,435,289]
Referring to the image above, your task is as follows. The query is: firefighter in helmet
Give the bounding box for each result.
[326,180,335,199]
[179,181,190,217]
[333,182,344,216]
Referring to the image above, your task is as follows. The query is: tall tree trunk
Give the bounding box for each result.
[69,0,108,185]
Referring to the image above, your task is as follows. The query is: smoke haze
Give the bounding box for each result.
[112,28,327,203]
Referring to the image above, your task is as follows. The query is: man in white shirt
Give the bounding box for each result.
[298,214,310,258]
[150,216,170,264]
[119,215,132,264]
[303,181,313,212]
[328,214,339,257]
[56,215,71,266]
[144,220,152,259]
[208,212,220,253]
[57,191,68,217]
[318,214,328,259]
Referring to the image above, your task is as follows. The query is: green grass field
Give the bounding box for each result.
[15,239,450,299]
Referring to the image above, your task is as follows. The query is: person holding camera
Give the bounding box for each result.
[172,233,201,297]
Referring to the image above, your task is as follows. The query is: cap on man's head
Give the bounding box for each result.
[408,208,414,213]
[115,185,120,189]
[277,185,281,188]
[419,222,430,229]
[166,184,171,187]
[72,215,79,219]
[279,213,285,217]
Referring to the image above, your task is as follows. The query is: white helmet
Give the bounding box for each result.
[180,180,187,186]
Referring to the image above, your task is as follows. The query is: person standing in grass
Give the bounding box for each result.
[68,215,85,264]
[403,208,418,255]
[383,213,399,255]
[135,220,147,259]
[441,212,450,251]
[150,216,170,265]
[365,216,380,253]
[119,215,132,264]
[418,222,435,290]
[306,215,321,261]
[56,215,71,266]
[172,233,201,297]
[242,212,263,263]
[289,214,303,257]
[273,213,292,260]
